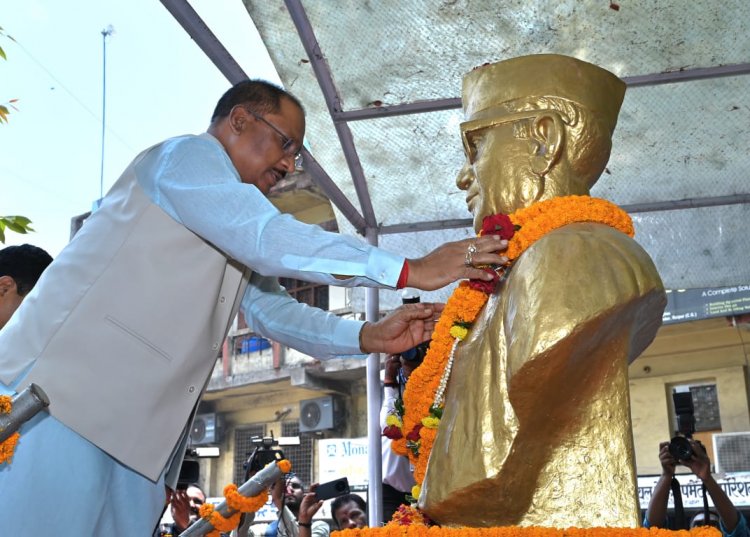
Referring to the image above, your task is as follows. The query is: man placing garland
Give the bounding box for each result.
[0,80,506,534]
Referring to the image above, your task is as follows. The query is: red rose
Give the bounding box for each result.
[468,267,500,294]
[481,213,515,240]
[382,425,403,440]
[406,424,423,441]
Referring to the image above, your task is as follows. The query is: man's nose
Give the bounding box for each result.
[455,162,473,190]
[279,153,296,174]
[344,519,358,529]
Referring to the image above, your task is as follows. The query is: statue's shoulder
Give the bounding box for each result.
[503,221,664,314]
[518,222,660,282]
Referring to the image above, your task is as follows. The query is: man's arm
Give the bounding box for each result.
[140,134,505,291]
[242,274,442,360]
[683,440,741,532]
[645,442,677,528]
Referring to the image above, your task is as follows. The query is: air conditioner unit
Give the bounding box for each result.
[713,432,750,473]
[299,395,343,433]
[190,413,221,445]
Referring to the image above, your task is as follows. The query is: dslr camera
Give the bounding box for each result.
[668,391,696,461]
[244,434,286,475]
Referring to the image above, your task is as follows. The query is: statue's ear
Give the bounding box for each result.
[529,111,564,176]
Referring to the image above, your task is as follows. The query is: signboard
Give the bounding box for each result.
[318,437,370,488]
[662,285,750,325]
[638,473,750,508]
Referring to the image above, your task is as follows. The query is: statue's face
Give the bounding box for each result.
[456,112,538,232]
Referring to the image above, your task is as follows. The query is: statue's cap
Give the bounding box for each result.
[462,54,626,134]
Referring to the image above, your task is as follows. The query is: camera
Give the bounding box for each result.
[400,290,430,364]
[668,391,696,461]
[177,448,200,490]
[244,434,285,475]
[314,477,351,501]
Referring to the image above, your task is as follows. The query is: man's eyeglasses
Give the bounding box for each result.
[244,107,304,171]
[460,110,539,164]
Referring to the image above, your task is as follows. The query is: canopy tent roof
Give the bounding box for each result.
[162,0,750,306]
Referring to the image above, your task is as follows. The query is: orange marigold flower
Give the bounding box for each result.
[278,459,292,473]
[0,394,12,414]
[0,431,20,465]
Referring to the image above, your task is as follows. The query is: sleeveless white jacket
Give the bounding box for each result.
[0,146,249,480]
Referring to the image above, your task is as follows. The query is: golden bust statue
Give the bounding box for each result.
[419,55,667,528]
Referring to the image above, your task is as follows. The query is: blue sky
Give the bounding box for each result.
[1,0,280,256]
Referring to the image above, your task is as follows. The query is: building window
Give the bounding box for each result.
[279,278,329,311]
[234,424,266,485]
[233,422,314,487]
[670,382,721,434]
[281,421,313,487]
[690,384,721,432]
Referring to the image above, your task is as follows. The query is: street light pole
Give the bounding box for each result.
[99,25,114,207]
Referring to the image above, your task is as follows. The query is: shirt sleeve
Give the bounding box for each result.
[241,272,365,359]
[134,134,404,288]
[311,520,330,537]
[380,386,399,428]
[722,511,750,537]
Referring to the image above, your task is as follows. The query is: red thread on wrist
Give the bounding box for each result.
[396,260,409,289]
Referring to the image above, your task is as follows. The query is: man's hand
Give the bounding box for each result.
[658,441,677,477]
[360,302,444,355]
[407,235,508,291]
[682,439,712,481]
[170,489,192,531]
[297,484,324,524]
[383,355,401,384]
[271,477,285,510]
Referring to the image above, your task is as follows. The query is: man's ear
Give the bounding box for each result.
[529,111,564,176]
[0,275,16,296]
[228,105,248,134]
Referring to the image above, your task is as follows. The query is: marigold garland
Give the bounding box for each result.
[224,483,268,513]
[199,459,292,534]
[390,196,634,485]
[0,394,18,465]
[333,526,720,537]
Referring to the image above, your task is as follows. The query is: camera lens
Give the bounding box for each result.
[668,436,693,461]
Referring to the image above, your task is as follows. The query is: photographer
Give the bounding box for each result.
[380,352,421,522]
[272,475,328,537]
[644,440,749,537]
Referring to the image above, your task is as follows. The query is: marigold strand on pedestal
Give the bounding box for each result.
[332,526,720,537]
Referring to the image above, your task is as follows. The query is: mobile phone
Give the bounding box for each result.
[314,477,350,501]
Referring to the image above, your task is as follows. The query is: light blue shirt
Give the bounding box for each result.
[136,132,405,358]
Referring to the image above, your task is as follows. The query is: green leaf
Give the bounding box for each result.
[0,224,5,244]
[0,46,6,60]
[9,215,31,226]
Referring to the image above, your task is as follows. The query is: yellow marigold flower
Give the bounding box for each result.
[385,414,403,428]
[421,416,440,429]
[449,325,468,340]
[411,484,421,499]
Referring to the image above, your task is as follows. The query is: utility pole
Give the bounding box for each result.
[98,25,114,208]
